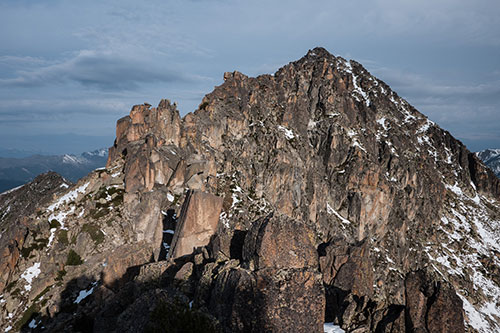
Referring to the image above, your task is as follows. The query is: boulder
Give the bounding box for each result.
[169,190,223,259]
[405,270,465,333]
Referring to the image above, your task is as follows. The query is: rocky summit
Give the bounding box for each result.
[1,47,499,333]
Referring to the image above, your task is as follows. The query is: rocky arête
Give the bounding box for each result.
[0,47,499,332]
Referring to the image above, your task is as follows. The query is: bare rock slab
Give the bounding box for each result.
[169,190,223,259]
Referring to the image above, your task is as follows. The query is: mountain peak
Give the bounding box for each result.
[306,46,335,59]
[1,48,500,332]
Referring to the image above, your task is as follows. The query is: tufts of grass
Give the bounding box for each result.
[49,219,61,229]
[90,208,108,219]
[58,230,69,245]
[81,223,105,245]
[11,288,21,297]
[14,303,40,331]
[5,280,17,293]
[66,249,83,266]
[146,299,219,333]
[55,269,67,281]
[21,237,49,258]
[33,285,52,302]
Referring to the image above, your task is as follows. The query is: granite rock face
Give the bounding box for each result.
[1,47,500,332]
[169,190,223,259]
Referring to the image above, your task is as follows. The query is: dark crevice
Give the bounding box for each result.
[159,209,177,261]
[424,281,440,330]
[229,230,247,260]
[317,242,330,257]
[468,152,479,187]
[374,304,405,333]
[324,286,350,323]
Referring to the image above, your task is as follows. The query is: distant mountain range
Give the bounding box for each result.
[477,148,500,178]
[0,148,108,192]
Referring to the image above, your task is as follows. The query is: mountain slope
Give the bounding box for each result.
[477,148,500,178]
[0,149,108,192]
[0,48,499,332]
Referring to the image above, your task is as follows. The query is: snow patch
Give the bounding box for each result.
[47,182,90,212]
[0,184,25,196]
[324,322,345,333]
[346,129,366,153]
[277,125,296,140]
[28,318,40,329]
[345,62,370,106]
[376,117,389,131]
[327,203,351,224]
[62,154,87,165]
[74,282,97,304]
[21,262,41,291]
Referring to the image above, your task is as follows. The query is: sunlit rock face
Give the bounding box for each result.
[1,47,500,332]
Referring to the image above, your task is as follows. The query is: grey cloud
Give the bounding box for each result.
[0,55,51,66]
[372,67,500,101]
[1,0,499,152]
[0,51,189,90]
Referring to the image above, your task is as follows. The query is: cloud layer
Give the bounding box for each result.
[1,0,499,153]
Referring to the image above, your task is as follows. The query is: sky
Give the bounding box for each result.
[1,0,499,154]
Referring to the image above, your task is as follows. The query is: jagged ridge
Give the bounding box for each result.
[1,47,499,333]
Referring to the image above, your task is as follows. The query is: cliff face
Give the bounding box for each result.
[1,47,499,332]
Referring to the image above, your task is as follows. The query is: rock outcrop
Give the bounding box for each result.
[169,190,223,259]
[1,47,499,333]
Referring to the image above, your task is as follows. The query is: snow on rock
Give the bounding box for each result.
[324,323,345,333]
[327,203,351,224]
[346,129,366,153]
[0,184,25,197]
[343,61,370,106]
[20,262,41,291]
[74,282,97,304]
[28,319,40,329]
[167,193,175,202]
[62,154,91,165]
[47,182,90,212]
[277,125,296,140]
[47,205,75,248]
[376,117,389,132]
[429,180,500,332]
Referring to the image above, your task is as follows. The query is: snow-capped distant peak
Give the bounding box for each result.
[62,154,88,165]
[476,148,500,178]
[83,148,108,157]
